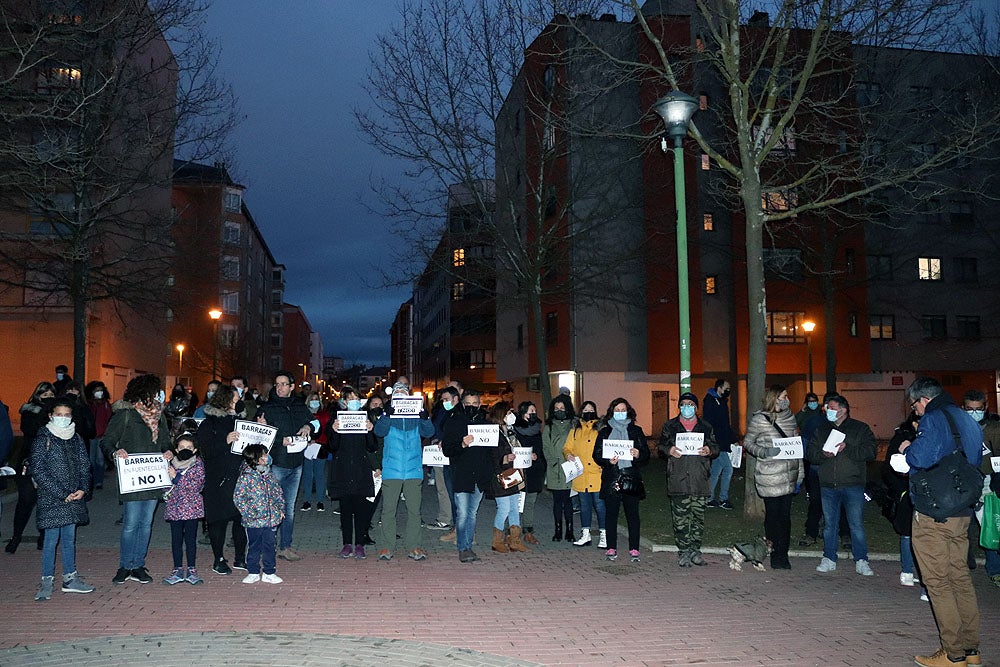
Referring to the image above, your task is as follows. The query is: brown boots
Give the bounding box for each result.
[491,528,509,552]
[523,527,540,545]
[507,526,530,552]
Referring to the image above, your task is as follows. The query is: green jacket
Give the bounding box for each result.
[101,402,171,502]
[542,419,574,490]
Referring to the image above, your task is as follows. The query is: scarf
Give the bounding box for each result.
[46,421,76,440]
[608,418,632,469]
[134,399,163,443]
[514,420,542,437]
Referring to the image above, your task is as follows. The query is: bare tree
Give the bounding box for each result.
[0,0,238,382]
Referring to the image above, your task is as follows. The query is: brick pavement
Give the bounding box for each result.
[2,476,998,666]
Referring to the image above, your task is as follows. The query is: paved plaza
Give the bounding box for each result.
[1,477,998,666]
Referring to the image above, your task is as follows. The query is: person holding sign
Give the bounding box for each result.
[30,398,94,600]
[564,401,606,548]
[300,390,332,512]
[102,374,172,585]
[657,392,720,567]
[593,398,650,563]
[511,401,544,545]
[442,390,495,563]
[742,384,803,570]
[542,396,576,542]
[806,395,878,576]
[486,403,530,553]
[326,403,377,559]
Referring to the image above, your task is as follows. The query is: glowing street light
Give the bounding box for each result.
[208,308,222,380]
[176,343,185,374]
[802,320,816,393]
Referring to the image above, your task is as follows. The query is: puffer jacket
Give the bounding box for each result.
[542,418,574,490]
[30,427,90,530]
[374,413,434,480]
[743,409,804,498]
[657,416,719,496]
[233,462,285,528]
[563,419,603,493]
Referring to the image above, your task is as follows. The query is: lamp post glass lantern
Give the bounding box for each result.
[208,308,222,381]
[176,343,185,375]
[652,91,699,393]
[802,320,816,393]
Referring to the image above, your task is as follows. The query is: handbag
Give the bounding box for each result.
[614,468,646,499]
[980,492,1000,550]
[909,409,985,522]
[497,467,524,490]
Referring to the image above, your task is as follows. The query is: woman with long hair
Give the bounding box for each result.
[564,401,605,548]
[512,400,544,544]
[5,381,56,554]
[542,396,576,542]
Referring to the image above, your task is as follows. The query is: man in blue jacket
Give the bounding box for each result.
[899,377,983,667]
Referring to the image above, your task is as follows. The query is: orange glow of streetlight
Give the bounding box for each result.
[802,320,816,333]
[208,308,222,320]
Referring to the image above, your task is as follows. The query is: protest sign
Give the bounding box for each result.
[116,454,171,494]
[561,458,584,483]
[468,424,499,447]
[390,397,423,418]
[602,439,633,461]
[772,436,804,460]
[730,444,743,468]
[336,411,368,433]
[513,447,533,469]
[232,420,278,454]
[675,432,705,456]
[422,444,450,467]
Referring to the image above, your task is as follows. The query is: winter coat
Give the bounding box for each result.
[233,462,285,528]
[30,427,90,530]
[88,399,112,439]
[442,408,496,494]
[593,422,651,500]
[976,414,1000,477]
[485,427,522,499]
[563,420,603,493]
[743,409,804,498]
[806,417,877,488]
[260,394,315,469]
[702,390,734,452]
[373,413,434,480]
[513,421,545,493]
[0,399,12,467]
[164,458,205,521]
[542,418,574,490]
[16,401,49,468]
[657,417,719,496]
[882,422,916,536]
[326,429,377,498]
[195,406,244,523]
[101,401,171,502]
[68,395,96,441]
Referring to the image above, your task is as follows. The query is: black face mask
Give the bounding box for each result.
[581,411,597,421]
[175,449,196,461]
[721,389,730,397]
[234,400,246,414]
[464,404,481,419]
[369,407,384,419]
[554,410,566,420]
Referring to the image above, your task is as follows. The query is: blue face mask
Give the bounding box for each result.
[826,408,839,422]
[442,400,454,411]
[309,400,321,411]
[967,409,985,422]
[156,390,166,404]
[51,415,72,429]
[679,405,696,419]
[807,401,819,410]
[347,399,362,411]
[613,411,628,421]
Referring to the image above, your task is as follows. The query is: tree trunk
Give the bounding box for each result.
[742,184,767,520]
[529,280,551,410]
[72,258,88,384]
[821,271,838,394]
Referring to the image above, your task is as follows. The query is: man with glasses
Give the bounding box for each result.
[259,371,316,562]
[962,389,1000,587]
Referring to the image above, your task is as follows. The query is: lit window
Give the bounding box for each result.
[451,282,465,300]
[36,65,81,92]
[222,291,239,315]
[699,94,708,110]
[703,213,714,231]
[453,248,465,267]
[695,36,705,52]
[762,190,798,212]
[765,311,806,344]
[848,312,858,337]
[700,153,710,170]
[917,257,941,281]
[220,325,238,348]
[869,314,894,340]
[705,276,717,294]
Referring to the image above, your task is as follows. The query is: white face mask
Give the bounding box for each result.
[156,390,166,404]
[504,413,516,426]
[51,415,72,429]
[94,390,104,399]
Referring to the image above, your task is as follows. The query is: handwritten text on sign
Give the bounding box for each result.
[602,439,633,461]
[390,397,423,417]
[232,420,278,454]
[675,432,705,456]
[772,436,803,460]
[422,444,450,467]
[336,411,368,433]
[561,458,584,483]
[468,424,499,447]
[513,447,533,469]
[116,454,171,494]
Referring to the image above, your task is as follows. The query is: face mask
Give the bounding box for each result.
[504,413,516,426]
[369,407,383,419]
[347,399,362,411]
[613,411,628,421]
[967,409,986,422]
[442,400,454,411]
[51,415,72,429]
[581,411,597,421]
[680,405,696,419]
[234,400,246,414]
[527,413,539,423]
[252,392,259,400]
[721,389,730,397]
[826,408,840,422]
[309,400,322,411]
[463,404,480,418]
[234,386,245,397]
[56,373,65,381]
[256,463,268,473]
[156,390,166,404]
[776,398,790,411]
[205,391,215,401]
[175,449,195,461]
[94,390,104,399]
[554,410,566,420]
[807,401,819,410]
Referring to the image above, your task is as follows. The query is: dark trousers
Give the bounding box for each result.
[245,526,277,575]
[605,494,641,551]
[169,519,199,568]
[803,472,850,538]
[11,476,37,540]
[208,517,247,564]
[550,489,573,526]
[339,494,374,546]
[763,494,794,562]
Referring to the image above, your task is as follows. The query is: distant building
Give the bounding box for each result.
[280,303,315,387]
[390,299,414,384]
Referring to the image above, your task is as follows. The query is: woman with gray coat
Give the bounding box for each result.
[742,384,804,569]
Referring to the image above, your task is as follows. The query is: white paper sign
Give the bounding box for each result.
[468,424,499,447]
[772,436,804,460]
[730,444,743,469]
[602,439,633,461]
[991,456,1000,473]
[513,447,533,469]
[561,458,584,483]
[232,419,278,454]
[366,471,382,503]
[675,432,705,456]
[286,435,310,453]
[390,397,423,418]
[518,491,526,513]
[303,443,323,460]
[116,454,171,494]
[823,429,846,454]
[422,444,450,467]
[336,411,369,433]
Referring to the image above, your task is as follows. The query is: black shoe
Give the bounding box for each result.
[212,558,232,575]
[719,500,734,510]
[552,521,562,542]
[706,499,719,508]
[459,549,476,563]
[797,535,817,547]
[564,525,575,542]
[316,502,325,512]
[4,537,19,554]
[112,567,130,584]
[300,502,311,511]
[129,567,153,584]
[231,561,248,571]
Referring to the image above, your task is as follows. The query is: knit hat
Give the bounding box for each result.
[391,381,409,396]
[678,392,699,408]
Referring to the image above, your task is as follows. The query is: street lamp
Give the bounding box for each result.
[802,320,816,394]
[176,343,185,376]
[298,362,307,385]
[208,308,222,380]
[653,90,699,394]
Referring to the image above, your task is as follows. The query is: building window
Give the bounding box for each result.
[516,324,524,351]
[867,254,892,280]
[545,312,558,347]
[953,257,978,283]
[452,248,465,267]
[705,276,717,295]
[698,94,708,110]
[766,311,806,344]
[271,290,282,306]
[223,221,241,245]
[869,314,895,340]
[459,349,495,369]
[763,248,803,280]
[272,268,283,281]
[165,308,173,322]
[703,213,714,231]
[909,143,936,166]
[451,281,465,300]
[271,333,283,349]
[514,108,521,136]
[949,201,973,226]
[848,311,858,337]
[956,315,981,340]
[917,257,941,281]
[220,324,238,348]
[221,291,239,315]
[221,255,240,281]
[544,122,556,151]
[761,189,798,213]
[857,81,879,106]
[543,65,555,95]
[28,193,74,236]
[36,64,81,93]
[224,190,242,213]
[920,315,947,340]
[695,36,706,52]
[700,153,710,170]
[838,130,848,154]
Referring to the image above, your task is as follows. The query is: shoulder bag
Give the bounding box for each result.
[909,410,985,522]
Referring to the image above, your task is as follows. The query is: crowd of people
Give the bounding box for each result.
[0,367,993,667]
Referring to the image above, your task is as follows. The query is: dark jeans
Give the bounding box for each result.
[169,519,199,568]
[763,494,794,562]
[208,517,247,564]
[245,526,277,575]
[339,494,374,546]
[550,489,573,527]
[803,471,850,539]
[11,476,37,541]
[605,493,641,551]
[442,465,457,525]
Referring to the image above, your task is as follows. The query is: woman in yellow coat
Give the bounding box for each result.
[562,401,606,548]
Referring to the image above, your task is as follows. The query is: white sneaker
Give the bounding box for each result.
[855,559,874,576]
[920,591,929,602]
[241,573,260,584]
[816,557,837,572]
[597,529,607,549]
[899,572,915,586]
[261,573,283,584]
[573,528,592,547]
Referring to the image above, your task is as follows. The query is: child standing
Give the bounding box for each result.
[233,444,285,584]
[163,433,205,585]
